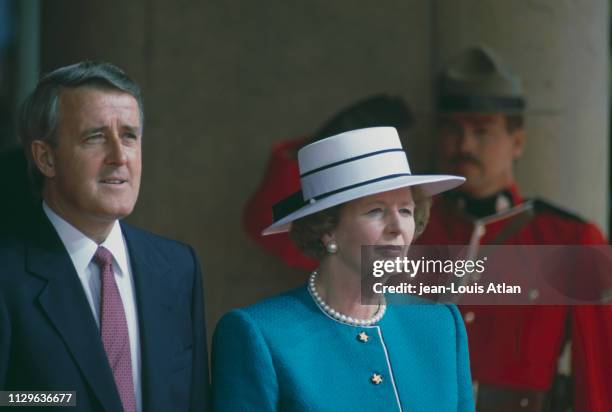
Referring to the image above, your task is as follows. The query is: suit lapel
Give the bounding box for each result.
[27,213,123,412]
[122,224,174,411]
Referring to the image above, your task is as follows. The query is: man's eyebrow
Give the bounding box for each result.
[473,117,495,125]
[123,125,141,134]
[80,126,107,137]
[80,125,141,136]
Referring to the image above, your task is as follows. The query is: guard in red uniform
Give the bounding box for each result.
[417,45,611,412]
[243,94,413,270]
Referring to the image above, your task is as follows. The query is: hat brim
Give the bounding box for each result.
[435,107,560,116]
[262,174,465,235]
[409,106,562,116]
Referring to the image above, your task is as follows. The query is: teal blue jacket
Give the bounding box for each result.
[212,286,474,411]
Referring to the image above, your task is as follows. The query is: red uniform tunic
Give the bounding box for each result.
[417,183,611,412]
[242,137,317,270]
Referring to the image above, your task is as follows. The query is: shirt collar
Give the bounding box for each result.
[42,201,130,276]
[507,182,523,205]
[444,181,524,218]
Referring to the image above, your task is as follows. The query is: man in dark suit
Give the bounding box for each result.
[0,62,209,411]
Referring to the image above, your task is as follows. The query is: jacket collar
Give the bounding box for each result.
[444,182,524,219]
[119,224,175,411]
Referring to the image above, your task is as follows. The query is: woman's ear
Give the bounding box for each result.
[322,233,334,246]
[322,233,339,254]
[31,140,56,178]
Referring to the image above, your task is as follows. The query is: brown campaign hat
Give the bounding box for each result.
[438,45,526,113]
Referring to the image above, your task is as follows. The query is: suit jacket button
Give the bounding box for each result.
[357,331,369,343]
[370,373,383,385]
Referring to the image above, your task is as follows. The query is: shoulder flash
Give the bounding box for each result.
[531,198,586,223]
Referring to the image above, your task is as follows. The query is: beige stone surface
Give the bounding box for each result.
[41,0,609,338]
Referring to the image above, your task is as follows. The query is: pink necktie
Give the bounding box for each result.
[93,246,136,412]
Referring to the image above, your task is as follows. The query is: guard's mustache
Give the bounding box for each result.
[451,154,482,168]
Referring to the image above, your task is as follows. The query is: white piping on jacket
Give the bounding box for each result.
[375,326,403,412]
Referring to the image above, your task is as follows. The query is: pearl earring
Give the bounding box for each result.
[326,241,338,254]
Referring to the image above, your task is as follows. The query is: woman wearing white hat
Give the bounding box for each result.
[212,127,474,411]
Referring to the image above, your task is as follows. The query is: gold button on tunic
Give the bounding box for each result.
[370,373,383,385]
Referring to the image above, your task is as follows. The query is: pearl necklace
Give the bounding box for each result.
[308,270,386,326]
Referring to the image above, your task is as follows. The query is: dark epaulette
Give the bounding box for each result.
[529,198,587,223]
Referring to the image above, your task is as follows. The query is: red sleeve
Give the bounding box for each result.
[572,305,612,412]
[571,221,612,412]
[242,137,317,271]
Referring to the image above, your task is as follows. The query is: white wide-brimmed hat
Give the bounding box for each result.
[263,127,465,235]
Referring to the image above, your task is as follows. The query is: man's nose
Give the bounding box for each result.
[106,134,128,165]
[458,127,478,153]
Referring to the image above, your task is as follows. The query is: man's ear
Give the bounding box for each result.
[511,129,526,159]
[31,140,56,178]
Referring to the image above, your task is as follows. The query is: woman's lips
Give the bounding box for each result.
[374,245,406,258]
